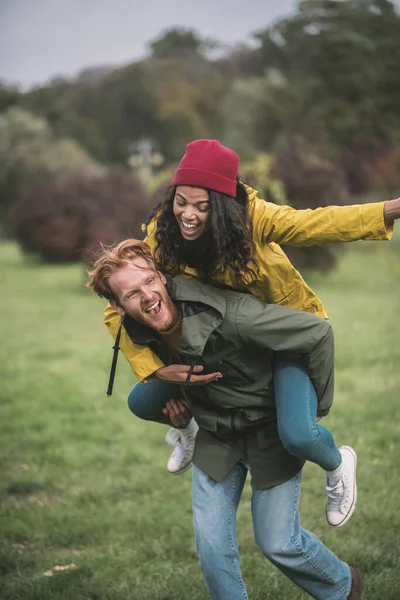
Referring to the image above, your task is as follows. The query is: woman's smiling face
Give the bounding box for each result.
[173,186,210,241]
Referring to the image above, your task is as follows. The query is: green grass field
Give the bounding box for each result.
[0,232,399,600]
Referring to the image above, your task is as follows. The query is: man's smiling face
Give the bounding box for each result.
[109,257,179,332]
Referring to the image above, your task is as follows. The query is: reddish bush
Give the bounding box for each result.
[271,149,350,273]
[338,138,393,196]
[9,171,152,262]
[369,145,400,197]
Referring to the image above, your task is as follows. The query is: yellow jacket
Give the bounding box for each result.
[104,186,392,382]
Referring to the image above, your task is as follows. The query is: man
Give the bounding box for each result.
[87,238,362,600]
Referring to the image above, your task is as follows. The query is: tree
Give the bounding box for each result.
[21,78,110,163]
[0,107,51,223]
[149,28,216,61]
[220,77,266,160]
[0,83,21,112]
[252,0,400,151]
[144,58,227,161]
[0,107,100,227]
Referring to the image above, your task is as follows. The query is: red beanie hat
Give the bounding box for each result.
[172,139,239,197]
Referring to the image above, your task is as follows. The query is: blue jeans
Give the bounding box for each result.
[128,380,179,426]
[193,464,351,600]
[274,359,342,471]
[127,359,342,471]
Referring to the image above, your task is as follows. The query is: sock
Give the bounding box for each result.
[326,460,344,485]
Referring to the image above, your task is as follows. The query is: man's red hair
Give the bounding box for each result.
[86,239,156,300]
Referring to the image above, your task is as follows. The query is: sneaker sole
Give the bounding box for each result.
[167,461,193,476]
[349,567,364,599]
[327,445,357,528]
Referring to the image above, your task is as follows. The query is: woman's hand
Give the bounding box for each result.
[154,364,222,385]
[162,398,192,427]
[384,197,400,226]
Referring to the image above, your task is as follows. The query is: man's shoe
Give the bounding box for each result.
[326,445,357,527]
[348,567,364,600]
[165,419,199,475]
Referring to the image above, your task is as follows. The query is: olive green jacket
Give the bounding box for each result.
[121,276,334,489]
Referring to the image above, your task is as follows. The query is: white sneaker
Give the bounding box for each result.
[165,420,199,475]
[326,445,357,527]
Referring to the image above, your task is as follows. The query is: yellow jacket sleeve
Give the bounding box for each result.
[247,189,393,246]
[104,304,164,383]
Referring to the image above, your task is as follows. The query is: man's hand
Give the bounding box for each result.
[384,197,400,226]
[154,364,222,385]
[162,398,192,427]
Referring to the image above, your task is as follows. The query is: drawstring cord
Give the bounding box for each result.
[184,360,196,387]
[107,325,122,396]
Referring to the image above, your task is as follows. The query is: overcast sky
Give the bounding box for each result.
[0,0,296,89]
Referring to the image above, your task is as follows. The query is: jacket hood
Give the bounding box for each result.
[168,276,227,357]
[244,184,258,201]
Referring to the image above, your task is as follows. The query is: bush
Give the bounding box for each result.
[9,171,152,262]
[337,138,393,196]
[271,149,350,272]
[369,145,400,197]
[240,153,287,205]
[0,107,100,227]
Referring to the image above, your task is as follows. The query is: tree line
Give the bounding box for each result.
[1,0,399,269]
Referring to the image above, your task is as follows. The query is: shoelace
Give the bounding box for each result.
[325,476,350,512]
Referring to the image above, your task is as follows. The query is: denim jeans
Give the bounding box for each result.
[127,358,342,471]
[128,380,180,426]
[274,359,342,471]
[192,464,351,600]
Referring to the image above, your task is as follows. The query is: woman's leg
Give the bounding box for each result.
[127,379,198,475]
[252,471,353,600]
[274,358,341,471]
[127,379,181,425]
[274,358,357,527]
[192,463,249,600]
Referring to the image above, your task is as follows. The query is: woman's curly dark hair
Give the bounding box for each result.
[153,180,259,286]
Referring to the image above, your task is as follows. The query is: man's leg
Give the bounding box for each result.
[252,471,353,600]
[127,380,198,474]
[192,463,249,600]
[274,358,357,527]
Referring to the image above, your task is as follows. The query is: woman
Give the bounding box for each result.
[104,139,399,527]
